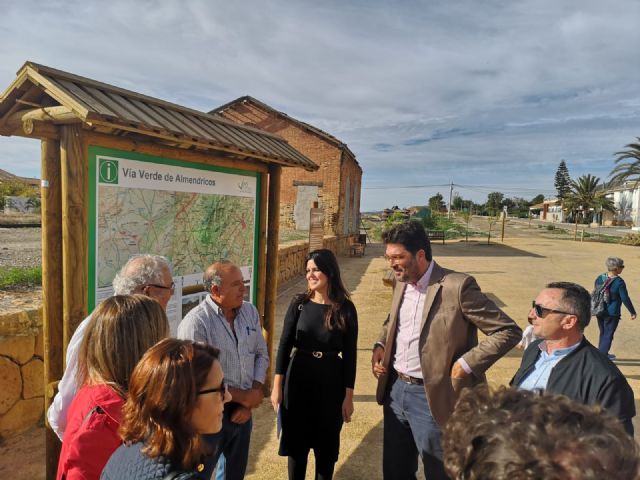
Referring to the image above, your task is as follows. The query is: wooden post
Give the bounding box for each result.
[41,137,63,480]
[256,172,268,330]
[60,125,88,354]
[263,164,281,389]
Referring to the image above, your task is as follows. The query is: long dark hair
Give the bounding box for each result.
[119,339,220,470]
[299,249,351,331]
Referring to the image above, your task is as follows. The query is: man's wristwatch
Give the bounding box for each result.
[373,342,385,352]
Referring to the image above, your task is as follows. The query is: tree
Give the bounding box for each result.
[609,137,640,186]
[554,160,571,200]
[530,194,545,205]
[485,192,504,215]
[487,215,498,245]
[428,193,446,212]
[564,174,615,225]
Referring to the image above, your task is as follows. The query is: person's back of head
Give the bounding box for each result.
[77,294,169,396]
[443,384,639,480]
[120,338,224,471]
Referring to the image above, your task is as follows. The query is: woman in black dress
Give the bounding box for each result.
[271,249,358,480]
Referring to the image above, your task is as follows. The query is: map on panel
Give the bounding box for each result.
[96,187,255,288]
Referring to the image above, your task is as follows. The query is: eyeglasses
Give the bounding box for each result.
[146,281,175,293]
[197,380,226,399]
[532,301,574,318]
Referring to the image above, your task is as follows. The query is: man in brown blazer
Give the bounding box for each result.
[371,220,521,479]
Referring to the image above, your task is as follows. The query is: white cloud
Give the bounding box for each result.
[1,0,639,210]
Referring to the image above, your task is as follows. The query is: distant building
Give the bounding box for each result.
[529,199,564,223]
[603,182,639,228]
[212,96,362,239]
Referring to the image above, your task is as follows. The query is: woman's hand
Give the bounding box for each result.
[271,374,283,412]
[342,388,354,423]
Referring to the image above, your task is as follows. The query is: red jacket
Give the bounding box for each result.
[56,384,124,480]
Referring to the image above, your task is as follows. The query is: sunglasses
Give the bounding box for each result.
[532,301,574,318]
[197,380,226,399]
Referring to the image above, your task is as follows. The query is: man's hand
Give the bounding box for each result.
[371,345,386,378]
[450,360,469,379]
[229,386,264,409]
[230,405,252,424]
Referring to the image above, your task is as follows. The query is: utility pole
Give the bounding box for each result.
[447,181,453,219]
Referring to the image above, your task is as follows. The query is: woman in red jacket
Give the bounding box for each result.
[56,294,169,480]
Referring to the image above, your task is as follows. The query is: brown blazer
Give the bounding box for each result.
[375,261,521,427]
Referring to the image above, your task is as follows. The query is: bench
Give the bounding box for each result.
[427,230,445,245]
[349,236,365,257]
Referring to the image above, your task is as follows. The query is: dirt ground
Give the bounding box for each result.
[3,228,640,479]
[0,226,41,268]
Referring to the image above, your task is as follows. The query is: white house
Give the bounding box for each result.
[605,182,640,228]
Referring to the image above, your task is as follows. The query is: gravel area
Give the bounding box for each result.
[0,227,42,268]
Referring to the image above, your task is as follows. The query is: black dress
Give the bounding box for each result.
[275,298,358,461]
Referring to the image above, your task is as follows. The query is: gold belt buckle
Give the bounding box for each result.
[312,351,323,359]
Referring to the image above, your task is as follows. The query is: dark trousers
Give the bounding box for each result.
[383,376,448,480]
[215,404,253,480]
[287,449,335,480]
[597,315,620,354]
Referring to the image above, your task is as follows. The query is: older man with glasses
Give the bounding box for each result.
[511,281,635,435]
[47,253,175,440]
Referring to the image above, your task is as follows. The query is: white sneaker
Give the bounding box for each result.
[607,353,616,360]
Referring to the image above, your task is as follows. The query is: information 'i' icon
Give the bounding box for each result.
[99,159,119,184]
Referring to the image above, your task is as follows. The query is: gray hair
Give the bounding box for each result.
[203,259,233,291]
[112,254,172,295]
[606,257,625,271]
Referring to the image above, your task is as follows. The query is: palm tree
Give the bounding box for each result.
[564,175,615,234]
[609,138,640,186]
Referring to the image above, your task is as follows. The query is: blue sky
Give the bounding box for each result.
[1,0,639,210]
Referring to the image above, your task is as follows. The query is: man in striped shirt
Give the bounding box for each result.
[178,260,269,480]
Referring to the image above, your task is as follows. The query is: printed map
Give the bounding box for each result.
[97,186,255,287]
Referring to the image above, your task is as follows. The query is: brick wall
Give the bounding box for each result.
[219,101,362,240]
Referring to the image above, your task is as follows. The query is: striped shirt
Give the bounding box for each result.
[177,295,269,389]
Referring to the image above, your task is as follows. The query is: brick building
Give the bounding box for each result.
[212,96,362,240]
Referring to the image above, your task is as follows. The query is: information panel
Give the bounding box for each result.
[88,146,260,333]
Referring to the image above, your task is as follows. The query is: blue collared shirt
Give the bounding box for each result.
[177,296,269,389]
[518,340,582,391]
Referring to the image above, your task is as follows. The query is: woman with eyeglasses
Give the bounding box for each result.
[271,249,358,480]
[594,257,636,359]
[56,294,169,480]
[101,338,230,479]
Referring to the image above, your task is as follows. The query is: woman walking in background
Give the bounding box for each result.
[56,295,169,480]
[102,339,230,479]
[594,256,636,359]
[271,249,358,480]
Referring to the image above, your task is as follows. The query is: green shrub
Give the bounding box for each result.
[546,225,555,231]
[0,266,42,288]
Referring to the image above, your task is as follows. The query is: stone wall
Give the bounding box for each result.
[0,301,44,438]
[277,235,338,284]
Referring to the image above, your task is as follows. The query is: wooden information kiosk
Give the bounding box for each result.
[0,61,317,479]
